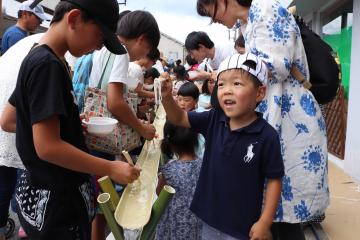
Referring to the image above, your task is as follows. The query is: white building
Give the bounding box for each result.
[158,32,186,65]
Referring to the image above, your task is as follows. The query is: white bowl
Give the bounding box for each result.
[83,117,118,136]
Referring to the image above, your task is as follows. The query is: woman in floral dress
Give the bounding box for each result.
[196,0,329,239]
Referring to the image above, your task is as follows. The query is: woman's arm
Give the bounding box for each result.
[107,82,155,140]
[0,103,16,133]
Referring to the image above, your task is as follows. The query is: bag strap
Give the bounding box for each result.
[290,65,312,89]
[97,50,116,91]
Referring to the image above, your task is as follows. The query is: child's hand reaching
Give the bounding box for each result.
[108,160,141,184]
[249,221,272,240]
[160,75,173,100]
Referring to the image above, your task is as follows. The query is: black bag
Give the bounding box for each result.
[295,16,340,104]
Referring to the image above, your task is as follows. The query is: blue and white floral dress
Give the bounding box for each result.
[242,0,329,223]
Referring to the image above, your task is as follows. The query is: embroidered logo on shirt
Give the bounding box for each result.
[244,142,257,163]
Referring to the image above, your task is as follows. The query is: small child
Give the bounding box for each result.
[172,65,188,96]
[177,82,199,112]
[143,67,160,91]
[161,53,284,240]
[197,79,215,111]
[156,121,202,240]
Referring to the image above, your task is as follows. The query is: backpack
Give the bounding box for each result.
[72,53,94,112]
[294,16,340,104]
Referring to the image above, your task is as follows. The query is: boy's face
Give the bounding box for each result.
[177,95,198,112]
[67,10,103,57]
[144,76,154,85]
[217,69,265,120]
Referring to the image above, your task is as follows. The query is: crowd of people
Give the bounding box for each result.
[0,0,329,240]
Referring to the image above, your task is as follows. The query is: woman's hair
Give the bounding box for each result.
[175,59,182,66]
[116,10,160,50]
[185,31,214,51]
[51,1,93,25]
[186,53,198,66]
[144,67,160,79]
[161,121,198,159]
[196,0,252,19]
[173,65,187,80]
[178,82,200,100]
[201,79,211,95]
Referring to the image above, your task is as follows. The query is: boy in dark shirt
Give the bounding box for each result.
[161,53,284,240]
[0,0,144,239]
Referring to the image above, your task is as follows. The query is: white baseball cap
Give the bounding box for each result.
[217,53,268,86]
[18,0,51,22]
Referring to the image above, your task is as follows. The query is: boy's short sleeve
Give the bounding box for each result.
[261,131,285,179]
[27,62,68,125]
[188,109,212,137]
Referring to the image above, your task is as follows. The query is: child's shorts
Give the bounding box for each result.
[202,222,248,240]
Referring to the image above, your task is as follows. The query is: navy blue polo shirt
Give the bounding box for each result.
[188,108,284,239]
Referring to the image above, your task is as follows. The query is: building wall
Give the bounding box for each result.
[344,0,360,182]
[158,33,185,65]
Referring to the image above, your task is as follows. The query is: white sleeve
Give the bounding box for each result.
[108,53,130,84]
[88,49,104,88]
[153,60,164,74]
[126,62,143,90]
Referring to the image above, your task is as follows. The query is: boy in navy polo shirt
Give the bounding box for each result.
[161,53,284,240]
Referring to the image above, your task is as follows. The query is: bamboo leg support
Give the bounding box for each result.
[140,185,176,240]
[98,176,120,211]
[97,193,124,240]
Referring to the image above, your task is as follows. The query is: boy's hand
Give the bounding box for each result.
[108,160,141,184]
[140,123,156,140]
[161,77,173,100]
[249,221,272,240]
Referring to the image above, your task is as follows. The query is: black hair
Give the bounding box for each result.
[185,31,214,51]
[177,82,200,100]
[146,48,160,61]
[185,53,198,66]
[119,10,131,20]
[196,0,252,20]
[117,10,160,50]
[201,79,211,95]
[51,1,93,25]
[173,65,186,80]
[144,67,160,79]
[175,59,182,66]
[235,35,245,48]
[161,121,198,159]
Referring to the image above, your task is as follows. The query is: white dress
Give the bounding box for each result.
[0,34,44,169]
[242,0,329,223]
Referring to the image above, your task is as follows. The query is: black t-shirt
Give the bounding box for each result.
[9,45,89,189]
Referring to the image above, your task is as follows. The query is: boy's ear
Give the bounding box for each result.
[67,9,82,30]
[256,85,266,103]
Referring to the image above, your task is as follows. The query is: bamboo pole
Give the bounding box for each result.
[140,185,175,240]
[98,176,119,211]
[97,193,124,240]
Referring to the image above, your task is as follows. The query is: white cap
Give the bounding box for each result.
[217,53,268,86]
[18,0,50,21]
